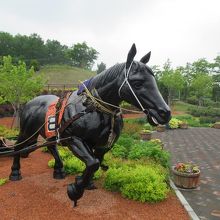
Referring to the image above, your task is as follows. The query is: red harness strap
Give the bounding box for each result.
[45,93,71,138]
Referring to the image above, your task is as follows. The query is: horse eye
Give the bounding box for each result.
[133,82,142,89]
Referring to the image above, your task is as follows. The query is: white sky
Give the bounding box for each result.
[0,0,220,68]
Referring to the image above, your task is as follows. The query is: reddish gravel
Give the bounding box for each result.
[0,116,189,220]
[0,150,190,220]
[0,117,14,129]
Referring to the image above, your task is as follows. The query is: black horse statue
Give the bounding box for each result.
[8,44,171,206]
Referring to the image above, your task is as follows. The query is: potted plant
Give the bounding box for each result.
[179,121,188,129]
[156,124,166,132]
[139,129,152,141]
[172,162,200,189]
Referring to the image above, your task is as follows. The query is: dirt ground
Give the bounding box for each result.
[0,116,190,220]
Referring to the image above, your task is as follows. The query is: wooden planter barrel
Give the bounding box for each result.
[140,132,152,141]
[172,166,200,189]
[212,123,220,129]
[156,125,166,132]
[179,123,188,129]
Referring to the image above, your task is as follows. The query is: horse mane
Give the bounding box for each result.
[92,63,125,88]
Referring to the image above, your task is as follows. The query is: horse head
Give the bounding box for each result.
[118,44,171,126]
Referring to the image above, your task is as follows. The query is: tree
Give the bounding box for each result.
[45,39,68,64]
[212,74,220,101]
[0,56,45,127]
[191,58,211,75]
[159,60,185,106]
[190,73,213,106]
[96,62,106,74]
[67,42,99,70]
[0,32,14,56]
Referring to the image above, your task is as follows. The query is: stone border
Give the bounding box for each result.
[170,179,200,220]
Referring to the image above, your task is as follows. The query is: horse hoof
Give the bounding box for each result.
[9,171,22,181]
[75,175,96,190]
[53,169,66,179]
[67,183,84,204]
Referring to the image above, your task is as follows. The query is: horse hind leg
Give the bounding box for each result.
[47,145,66,179]
[9,135,26,181]
[9,135,38,181]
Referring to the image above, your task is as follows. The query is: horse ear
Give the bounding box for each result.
[126,43,137,68]
[140,51,151,64]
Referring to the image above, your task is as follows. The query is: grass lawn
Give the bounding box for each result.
[171,101,195,113]
[39,64,96,86]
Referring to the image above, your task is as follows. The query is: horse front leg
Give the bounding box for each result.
[94,147,110,171]
[47,145,66,179]
[67,137,99,206]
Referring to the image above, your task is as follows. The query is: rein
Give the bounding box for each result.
[1,72,148,153]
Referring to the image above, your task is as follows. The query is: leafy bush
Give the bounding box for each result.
[122,122,143,136]
[174,115,201,127]
[0,125,19,138]
[199,116,219,124]
[128,141,170,168]
[188,106,220,117]
[112,135,134,158]
[104,164,169,202]
[123,118,150,125]
[0,178,8,186]
[116,135,134,147]
[187,96,198,105]
[168,118,182,129]
[41,147,49,153]
[48,154,85,175]
[112,144,129,159]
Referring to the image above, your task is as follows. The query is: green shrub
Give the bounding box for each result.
[128,141,170,168]
[122,122,143,136]
[116,135,134,148]
[199,116,218,124]
[64,157,85,174]
[48,155,85,175]
[174,115,201,127]
[169,118,182,129]
[112,144,128,159]
[104,164,169,202]
[0,178,8,186]
[188,106,220,117]
[0,125,19,138]
[41,147,49,153]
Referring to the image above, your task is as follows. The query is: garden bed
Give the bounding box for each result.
[0,150,190,220]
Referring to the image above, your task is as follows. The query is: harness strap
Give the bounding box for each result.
[79,81,122,148]
[118,62,147,113]
[58,112,86,134]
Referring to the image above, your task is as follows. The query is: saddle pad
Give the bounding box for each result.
[45,93,71,138]
[45,100,59,138]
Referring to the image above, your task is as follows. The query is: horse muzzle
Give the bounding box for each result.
[145,108,171,126]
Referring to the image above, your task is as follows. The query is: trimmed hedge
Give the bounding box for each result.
[104,163,169,202]
[112,136,170,168]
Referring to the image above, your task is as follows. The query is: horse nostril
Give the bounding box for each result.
[158,109,170,119]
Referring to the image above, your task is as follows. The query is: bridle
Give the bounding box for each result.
[118,62,149,115]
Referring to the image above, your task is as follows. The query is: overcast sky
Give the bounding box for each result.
[0,0,220,69]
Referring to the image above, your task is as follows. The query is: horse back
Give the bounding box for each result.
[19,95,59,137]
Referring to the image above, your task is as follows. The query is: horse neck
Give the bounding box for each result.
[90,63,125,106]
